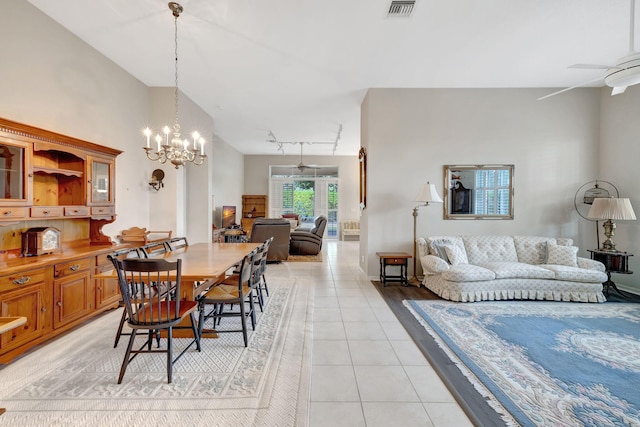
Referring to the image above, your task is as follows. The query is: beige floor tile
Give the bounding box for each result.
[311,365,360,401]
[309,402,366,427]
[390,340,429,366]
[314,307,342,322]
[313,321,347,340]
[380,321,412,340]
[312,340,352,365]
[343,321,387,340]
[349,340,401,365]
[340,307,378,322]
[362,402,435,427]
[404,366,456,403]
[422,402,474,427]
[354,365,420,402]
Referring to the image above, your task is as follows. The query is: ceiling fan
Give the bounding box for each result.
[266,125,342,171]
[291,142,320,172]
[539,0,640,100]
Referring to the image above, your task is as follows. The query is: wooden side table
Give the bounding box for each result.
[0,316,26,415]
[588,249,634,298]
[376,252,411,286]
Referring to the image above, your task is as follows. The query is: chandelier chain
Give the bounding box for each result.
[142,2,206,169]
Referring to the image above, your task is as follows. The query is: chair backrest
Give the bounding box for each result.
[108,247,142,269]
[141,240,170,258]
[311,216,328,237]
[167,236,189,251]
[257,237,273,277]
[234,248,260,293]
[112,258,183,328]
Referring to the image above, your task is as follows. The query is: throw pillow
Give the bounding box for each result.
[444,244,469,265]
[431,239,452,263]
[420,255,450,274]
[546,243,578,267]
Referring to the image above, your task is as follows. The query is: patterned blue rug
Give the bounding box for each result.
[405,300,640,427]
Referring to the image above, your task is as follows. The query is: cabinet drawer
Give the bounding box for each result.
[385,258,407,265]
[30,206,64,218]
[0,207,28,220]
[64,206,90,217]
[0,269,46,293]
[54,258,92,278]
[91,206,115,216]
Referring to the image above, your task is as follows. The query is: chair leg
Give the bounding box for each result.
[113,307,128,348]
[167,327,173,384]
[239,298,248,347]
[190,312,201,352]
[248,290,256,330]
[262,274,269,297]
[118,329,137,384]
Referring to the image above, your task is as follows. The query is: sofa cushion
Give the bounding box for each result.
[463,235,518,264]
[538,264,608,283]
[442,264,496,282]
[479,261,556,280]
[444,244,468,265]
[513,236,556,264]
[546,243,578,267]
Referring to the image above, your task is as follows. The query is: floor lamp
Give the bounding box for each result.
[412,181,443,285]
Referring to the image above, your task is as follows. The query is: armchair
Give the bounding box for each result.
[249,218,291,262]
[289,216,327,255]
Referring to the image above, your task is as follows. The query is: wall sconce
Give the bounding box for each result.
[149,169,165,191]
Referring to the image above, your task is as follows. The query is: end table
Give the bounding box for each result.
[376,252,411,286]
[588,249,634,299]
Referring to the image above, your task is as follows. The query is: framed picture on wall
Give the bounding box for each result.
[359,147,366,209]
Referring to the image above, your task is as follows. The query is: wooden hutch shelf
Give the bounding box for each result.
[0,117,123,363]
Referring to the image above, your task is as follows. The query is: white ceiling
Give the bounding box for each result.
[27,0,637,156]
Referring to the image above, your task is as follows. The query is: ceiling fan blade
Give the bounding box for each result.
[569,64,619,70]
[537,76,605,100]
[611,85,628,95]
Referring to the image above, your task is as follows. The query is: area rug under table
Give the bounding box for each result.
[405,300,640,427]
[0,277,311,427]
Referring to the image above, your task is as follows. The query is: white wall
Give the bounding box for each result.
[244,154,360,222]
[1,2,243,244]
[212,137,245,228]
[599,85,640,293]
[361,88,602,279]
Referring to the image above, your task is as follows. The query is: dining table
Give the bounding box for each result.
[97,241,261,338]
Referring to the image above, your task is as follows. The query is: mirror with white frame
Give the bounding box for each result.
[443,164,514,220]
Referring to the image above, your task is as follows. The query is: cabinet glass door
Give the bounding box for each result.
[89,158,113,205]
[0,140,31,206]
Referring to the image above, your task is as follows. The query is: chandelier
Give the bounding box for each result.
[143,2,206,169]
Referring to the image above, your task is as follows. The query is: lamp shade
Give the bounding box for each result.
[414,182,443,204]
[587,197,637,220]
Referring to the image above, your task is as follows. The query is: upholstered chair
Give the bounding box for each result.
[249,218,291,261]
[289,215,327,255]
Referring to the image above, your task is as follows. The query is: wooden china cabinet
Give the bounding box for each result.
[0,117,124,363]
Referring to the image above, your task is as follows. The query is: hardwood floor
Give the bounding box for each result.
[371,281,507,427]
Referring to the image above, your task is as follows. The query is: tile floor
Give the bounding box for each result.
[268,240,473,427]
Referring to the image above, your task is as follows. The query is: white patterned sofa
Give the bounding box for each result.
[417,235,607,303]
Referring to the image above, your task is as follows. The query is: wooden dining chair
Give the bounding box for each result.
[112,258,201,384]
[108,247,144,348]
[197,248,259,347]
[166,236,189,251]
[141,240,170,258]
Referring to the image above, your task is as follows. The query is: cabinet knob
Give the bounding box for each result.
[3,211,12,216]
[41,307,47,312]
[12,276,31,285]
[70,264,81,271]
[57,301,63,307]
[43,210,50,215]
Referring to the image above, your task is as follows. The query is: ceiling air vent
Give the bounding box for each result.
[387,1,416,18]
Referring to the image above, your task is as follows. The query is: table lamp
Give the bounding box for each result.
[412,181,443,284]
[587,197,636,252]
